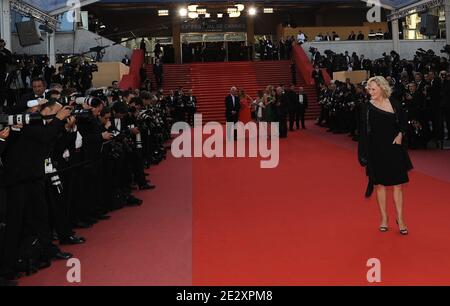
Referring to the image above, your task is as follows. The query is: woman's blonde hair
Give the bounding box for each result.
[367,76,392,98]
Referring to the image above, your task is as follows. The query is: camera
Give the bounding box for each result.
[0,112,44,130]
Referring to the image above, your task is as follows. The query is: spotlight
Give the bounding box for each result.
[197,8,207,15]
[248,7,257,16]
[205,13,211,18]
[227,7,238,14]
[264,8,274,14]
[158,9,169,16]
[217,13,223,18]
[179,8,188,17]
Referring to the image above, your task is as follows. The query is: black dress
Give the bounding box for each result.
[367,102,412,186]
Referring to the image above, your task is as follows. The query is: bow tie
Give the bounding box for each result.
[35,95,45,99]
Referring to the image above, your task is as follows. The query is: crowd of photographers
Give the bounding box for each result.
[0,46,178,284]
[309,46,450,77]
[314,47,450,149]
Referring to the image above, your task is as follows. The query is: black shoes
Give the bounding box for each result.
[52,251,73,260]
[139,183,156,190]
[396,219,409,236]
[126,195,143,206]
[60,235,86,245]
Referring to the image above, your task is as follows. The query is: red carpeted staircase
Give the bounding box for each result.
[146,61,320,124]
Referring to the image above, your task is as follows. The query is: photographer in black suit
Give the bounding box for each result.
[225,87,240,141]
[0,39,12,110]
[2,100,73,278]
[0,127,14,285]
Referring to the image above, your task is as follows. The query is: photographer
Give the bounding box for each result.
[109,102,145,206]
[0,127,14,285]
[76,97,112,225]
[2,101,73,278]
[0,39,13,110]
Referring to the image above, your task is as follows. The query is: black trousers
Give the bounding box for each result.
[278,113,288,138]
[295,109,306,129]
[46,174,72,240]
[0,187,6,274]
[3,180,52,271]
[288,111,296,131]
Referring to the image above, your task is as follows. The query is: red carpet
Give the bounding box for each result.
[192,123,450,286]
[21,122,450,286]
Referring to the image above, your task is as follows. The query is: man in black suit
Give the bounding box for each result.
[2,102,73,277]
[288,85,298,131]
[153,59,163,89]
[276,86,289,138]
[295,87,309,130]
[0,127,15,285]
[0,39,12,110]
[185,89,197,126]
[347,31,356,40]
[357,31,365,40]
[312,65,325,96]
[225,87,240,141]
[11,77,47,114]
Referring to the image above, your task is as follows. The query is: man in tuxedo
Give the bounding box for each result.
[225,87,240,141]
[153,59,164,89]
[2,102,73,277]
[0,39,12,110]
[276,86,289,138]
[185,89,197,126]
[11,78,47,114]
[295,87,309,130]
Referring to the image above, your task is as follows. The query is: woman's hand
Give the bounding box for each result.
[393,132,402,145]
[0,127,10,140]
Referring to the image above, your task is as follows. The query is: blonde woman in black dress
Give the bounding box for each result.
[358,76,413,235]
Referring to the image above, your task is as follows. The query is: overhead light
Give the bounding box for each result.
[217,13,223,18]
[197,8,207,14]
[179,8,188,17]
[229,11,241,18]
[188,5,198,12]
[158,9,169,16]
[248,7,257,16]
[235,4,245,12]
[188,12,198,18]
[264,8,274,14]
[227,7,238,14]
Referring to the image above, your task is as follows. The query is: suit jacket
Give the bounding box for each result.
[296,93,309,112]
[3,118,65,186]
[225,95,240,122]
[153,64,163,76]
[312,69,324,85]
